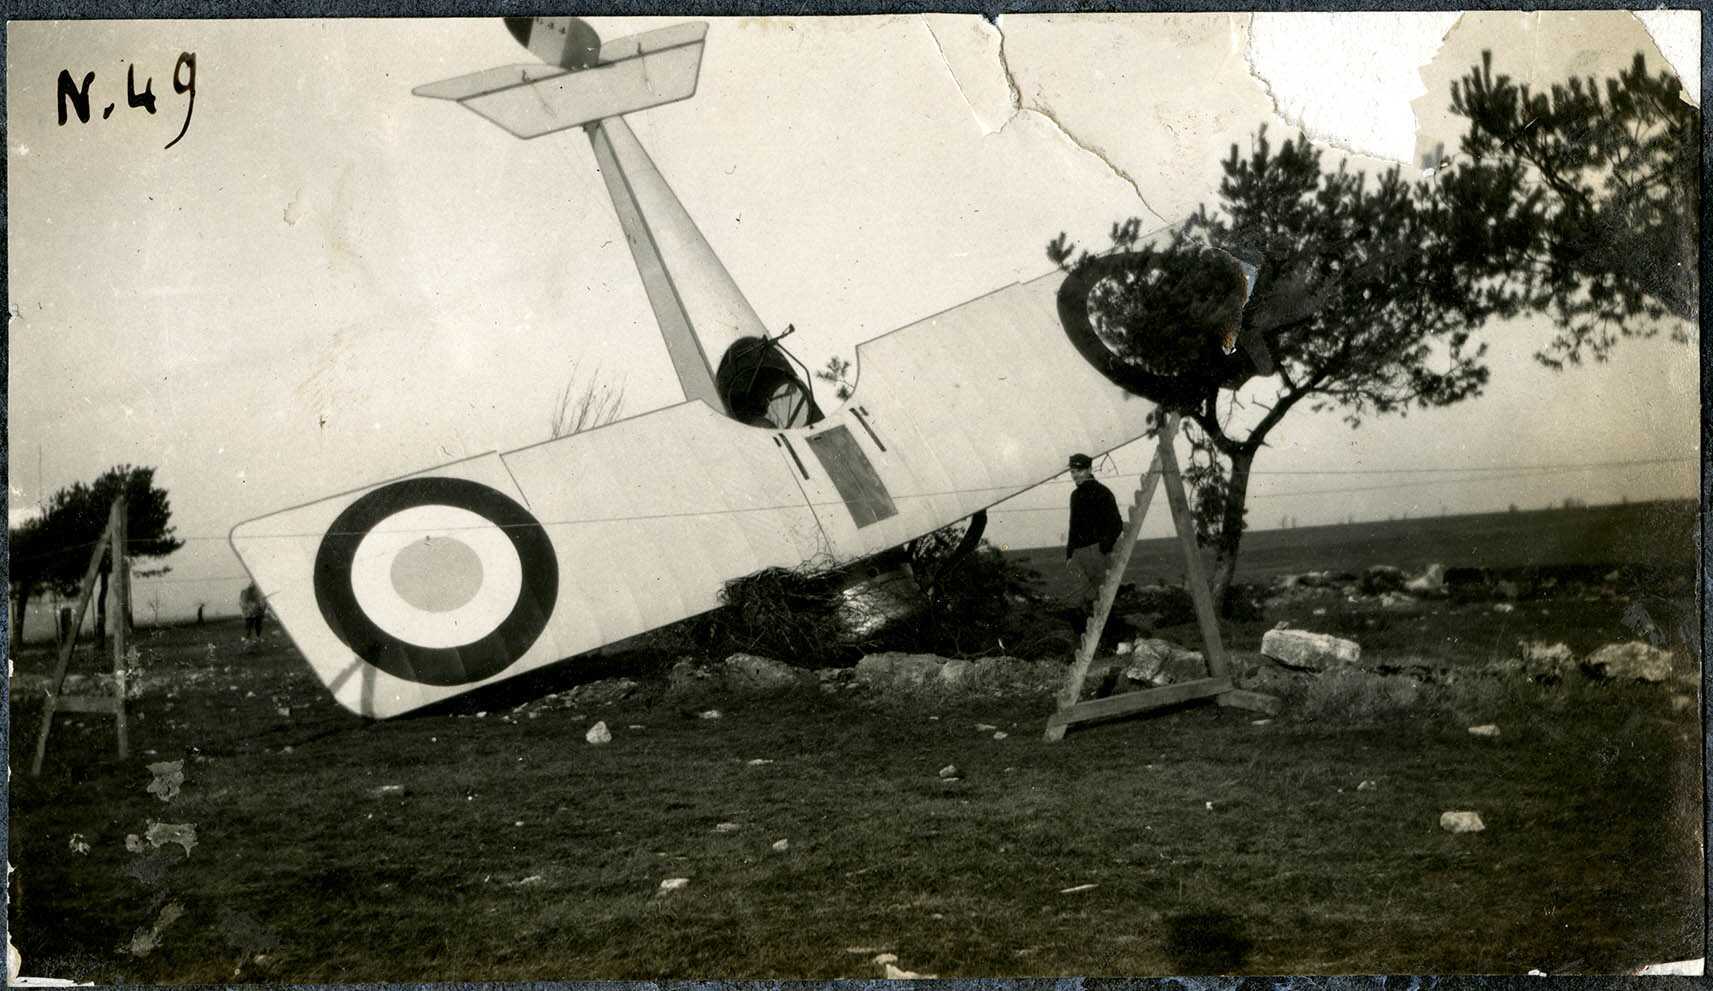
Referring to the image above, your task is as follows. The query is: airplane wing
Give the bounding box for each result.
[230,263,1159,719]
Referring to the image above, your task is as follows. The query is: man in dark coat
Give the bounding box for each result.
[1065,452,1124,614]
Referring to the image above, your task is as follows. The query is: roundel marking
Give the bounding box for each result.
[313,477,558,687]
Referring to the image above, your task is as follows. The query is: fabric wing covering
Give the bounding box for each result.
[231,264,1158,718]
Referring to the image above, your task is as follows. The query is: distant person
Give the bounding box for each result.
[239,583,266,640]
[1065,453,1124,617]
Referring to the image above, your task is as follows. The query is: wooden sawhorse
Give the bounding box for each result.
[1045,415,1276,741]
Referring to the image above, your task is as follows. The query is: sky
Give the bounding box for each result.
[6,12,1700,625]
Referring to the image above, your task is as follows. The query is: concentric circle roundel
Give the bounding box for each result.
[314,477,558,686]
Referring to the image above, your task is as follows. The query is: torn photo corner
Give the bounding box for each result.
[7,11,1700,983]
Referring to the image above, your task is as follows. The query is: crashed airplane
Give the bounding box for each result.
[230,17,1272,717]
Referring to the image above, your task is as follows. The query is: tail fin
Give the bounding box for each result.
[413,22,707,139]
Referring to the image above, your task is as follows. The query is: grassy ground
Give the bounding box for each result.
[10,594,1703,981]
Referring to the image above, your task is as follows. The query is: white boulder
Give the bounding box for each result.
[1261,629,1361,671]
[1584,641,1675,683]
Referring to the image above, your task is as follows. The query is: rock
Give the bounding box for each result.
[872,953,898,966]
[369,784,408,799]
[1516,640,1576,681]
[854,652,945,689]
[1260,629,1361,671]
[1439,811,1486,833]
[1114,641,1133,656]
[145,821,198,856]
[125,834,145,853]
[992,731,1008,740]
[585,721,612,745]
[658,877,690,893]
[1467,724,1501,738]
[1670,694,1695,713]
[1356,780,1377,791]
[1123,638,1204,685]
[699,709,723,720]
[883,963,936,980]
[975,723,998,732]
[771,838,790,852]
[721,652,808,692]
[1492,603,1515,614]
[713,822,741,834]
[666,658,714,698]
[1361,565,1408,594]
[1378,591,1419,611]
[69,833,90,855]
[1405,563,1446,595]
[1584,641,1675,683]
[146,760,185,803]
[937,764,960,780]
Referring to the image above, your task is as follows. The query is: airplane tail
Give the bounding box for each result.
[412,21,708,139]
[414,18,774,418]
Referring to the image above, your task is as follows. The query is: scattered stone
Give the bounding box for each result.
[1670,695,1695,714]
[667,658,715,697]
[138,760,185,803]
[1251,719,1272,726]
[1493,603,1515,614]
[975,723,998,732]
[872,953,899,966]
[1378,591,1419,611]
[1583,641,1675,683]
[69,833,90,855]
[1260,629,1361,671]
[276,706,291,718]
[145,821,198,856]
[125,834,145,853]
[771,838,790,852]
[1312,607,1327,616]
[1439,811,1486,833]
[854,652,945,689]
[883,963,936,980]
[1114,641,1133,656]
[1467,724,1501,738]
[1516,641,1576,681]
[369,784,407,799]
[585,721,612,745]
[1059,883,1099,894]
[713,822,741,834]
[1405,563,1446,595]
[514,875,545,887]
[992,731,1008,740]
[699,709,722,720]
[1494,580,1521,601]
[938,764,960,780]
[1123,638,1205,685]
[721,652,808,692]
[1356,780,1377,791]
[746,758,774,766]
[658,877,690,893]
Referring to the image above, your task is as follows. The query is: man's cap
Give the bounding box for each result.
[1067,453,1094,470]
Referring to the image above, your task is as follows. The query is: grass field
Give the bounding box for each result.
[8,502,1704,980]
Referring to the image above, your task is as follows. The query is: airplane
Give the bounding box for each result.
[229,16,1273,718]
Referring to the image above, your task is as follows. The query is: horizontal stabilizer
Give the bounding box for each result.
[412,64,568,102]
[415,22,708,139]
